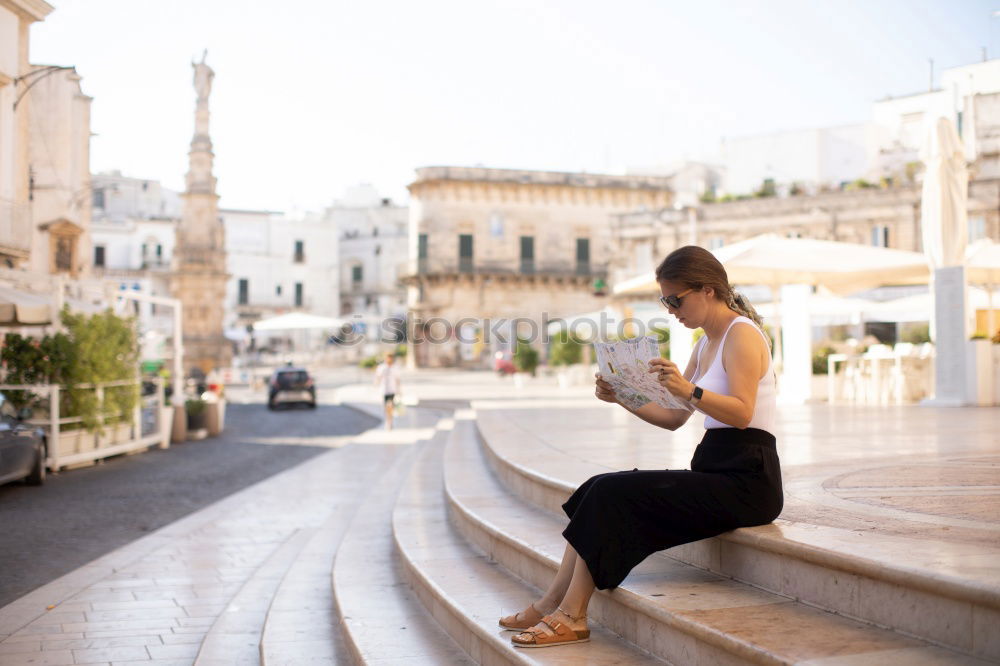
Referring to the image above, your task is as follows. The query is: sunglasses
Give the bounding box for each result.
[659,288,694,310]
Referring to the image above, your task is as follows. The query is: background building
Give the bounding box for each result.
[332,184,407,320]
[221,208,340,338]
[26,64,92,278]
[405,166,673,368]
[718,58,1000,197]
[0,0,55,269]
[720,124,874,197]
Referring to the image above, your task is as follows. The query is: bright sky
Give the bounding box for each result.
[31,0,996,212]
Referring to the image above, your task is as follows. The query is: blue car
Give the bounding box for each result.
[0,391,47,486]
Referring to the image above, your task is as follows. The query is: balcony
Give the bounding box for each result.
[405,259,607,280]
[0,200,31,259]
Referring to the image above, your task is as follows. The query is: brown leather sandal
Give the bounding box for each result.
[499,603,544,630]
[510,610,590,648]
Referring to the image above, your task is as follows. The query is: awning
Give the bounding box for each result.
[0,286,53,325]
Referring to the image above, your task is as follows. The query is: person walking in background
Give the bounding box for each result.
[374,352,401,430]
[499,245,782,648]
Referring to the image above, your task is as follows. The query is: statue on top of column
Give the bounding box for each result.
[193,50,213,103]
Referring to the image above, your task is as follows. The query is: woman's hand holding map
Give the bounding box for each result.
[648,357,694,400]
[593,336,694,412]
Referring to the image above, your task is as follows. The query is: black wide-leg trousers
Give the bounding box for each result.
[561,427,783,590]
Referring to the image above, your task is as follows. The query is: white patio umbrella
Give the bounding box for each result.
[921,117,968,269]
[612,234,930,375]
[252,312,347,331]
[613,234,929,297]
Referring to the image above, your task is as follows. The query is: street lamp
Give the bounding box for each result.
[12,65,75,111]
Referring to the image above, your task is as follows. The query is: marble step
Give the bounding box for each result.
[194,528,314,666]
[452,414,990,665]
[259,443,405,666]
[332,424,475,665]
[475,410,1000,662]
[393,415,664,665]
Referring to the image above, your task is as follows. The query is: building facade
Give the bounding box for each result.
[404,166,673,368]
[609,180,1000,289]
[27,65,92,277]
[0,0,55,268]
[718,59,1000,197]
[331,184,407,320]
[221,208,340,334]
[721,124,874,196]
[90,172,179,342]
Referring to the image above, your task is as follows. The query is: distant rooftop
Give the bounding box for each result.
[411,166,674,191]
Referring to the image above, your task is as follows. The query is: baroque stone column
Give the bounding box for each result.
[171,52,231,376]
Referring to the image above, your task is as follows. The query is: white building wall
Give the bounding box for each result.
[871,59,1000,177]
[331,185,407,320]
[721,124,872,195]
[222,208,340,330]
[92,171,182,222]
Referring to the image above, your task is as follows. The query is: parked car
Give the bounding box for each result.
[267,366,317,409]
[0,391,47,486]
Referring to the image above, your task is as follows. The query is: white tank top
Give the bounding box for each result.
[691,316,776,434]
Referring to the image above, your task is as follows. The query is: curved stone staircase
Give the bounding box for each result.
[3,397,996,665]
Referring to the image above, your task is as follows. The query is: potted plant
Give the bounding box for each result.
[186,398,208,431]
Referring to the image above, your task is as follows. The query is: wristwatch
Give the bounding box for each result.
[689,385,704,404]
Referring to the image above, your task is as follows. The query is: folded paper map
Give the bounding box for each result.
[594,336,694,412]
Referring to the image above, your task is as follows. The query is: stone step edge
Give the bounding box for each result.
[332,430,473,666]
[392,426,530,666]
[392,422,663,665]
[475,418,1000,661]
[476,420,1000,612]
[258,443,407,666]
[444,418,849,665]
[193,528,314,666]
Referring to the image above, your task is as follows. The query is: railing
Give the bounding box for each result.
[0,200,32,256]
[0,378,171,471]
[408,259,608,280]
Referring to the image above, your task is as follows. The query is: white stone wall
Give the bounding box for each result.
[872,59,1000,177]
[331,191,408,319]
[0,1,54,264]
[721,124,871,195]
[221,208,340,329]
[92,172,182,222]
[27,66,92,276]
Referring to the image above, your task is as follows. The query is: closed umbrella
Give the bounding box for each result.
[920,117,968,269]
[920,117,970,405]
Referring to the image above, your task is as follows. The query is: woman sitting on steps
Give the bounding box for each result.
[500,245,784,648]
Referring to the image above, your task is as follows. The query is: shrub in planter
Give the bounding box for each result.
[514,337,539,376]
[186,399,208,430]
[549,332,583,366]
[1,309,138,434]
[812,345,837,375]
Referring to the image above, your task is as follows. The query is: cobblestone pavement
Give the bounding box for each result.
[0,402,379,607]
